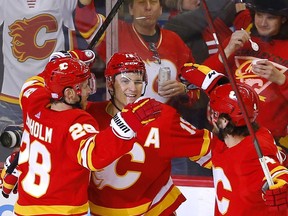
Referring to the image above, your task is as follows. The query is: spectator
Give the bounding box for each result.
[201,0,288,158]
[75,0,199,175]
[11,56,162,215]
[164,0,200,19]
[86,52,214,215]
[163,0,237,64]
[0,0,101,160]
[207,83,288,216]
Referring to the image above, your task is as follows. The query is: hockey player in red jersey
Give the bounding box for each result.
[13,57,162,215]
[0,0,104,143]
[208,83,288,216]
[86,52,214,216]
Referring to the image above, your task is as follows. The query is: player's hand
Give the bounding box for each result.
[122,97,162,128]
[181,63,228,94]
[49,49,96,67]
[1,152,19,198]
[110,97,162,140]
[262,178,288,212]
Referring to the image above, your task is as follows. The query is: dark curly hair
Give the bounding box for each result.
[217,113,259,139]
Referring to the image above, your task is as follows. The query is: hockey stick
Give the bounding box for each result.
[87,0,125,50]
[201,0,274,187]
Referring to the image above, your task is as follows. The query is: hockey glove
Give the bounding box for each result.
[49,49,96,67]
[262,176,288,212]
[1,152,19,198]
[111,97,162,140]
[181,63,228,94]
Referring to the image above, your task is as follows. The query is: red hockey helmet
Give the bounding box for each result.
[44,57,95,100]
[209,83,259,126]
[105,52,147,85]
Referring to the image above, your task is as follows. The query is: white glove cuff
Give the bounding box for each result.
[48,51,71,62]
[110,112,135,140]
[202,70,223,90]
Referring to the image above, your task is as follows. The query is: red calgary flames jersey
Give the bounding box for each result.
[14,76,134,215]
[212,127,285,216]
[86,101,212,216]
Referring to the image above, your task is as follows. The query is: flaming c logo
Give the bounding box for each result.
[8,14,58,62]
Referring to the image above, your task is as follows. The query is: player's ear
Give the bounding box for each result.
[218,117,229,129]
[106,78,115,96]
[107,80,113,90]
[63,87,76,103]
[128,3,133,16]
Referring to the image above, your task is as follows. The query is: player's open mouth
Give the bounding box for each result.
[125,93,137,98]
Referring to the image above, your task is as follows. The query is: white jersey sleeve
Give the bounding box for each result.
[61,0,78,30]
[0,0,78,101]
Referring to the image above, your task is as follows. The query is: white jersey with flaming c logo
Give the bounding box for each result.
[0,0,77,103]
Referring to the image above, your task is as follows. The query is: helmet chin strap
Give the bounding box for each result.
[110,97,122,112]
[108,87,122,112]
[141,83,147,96]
